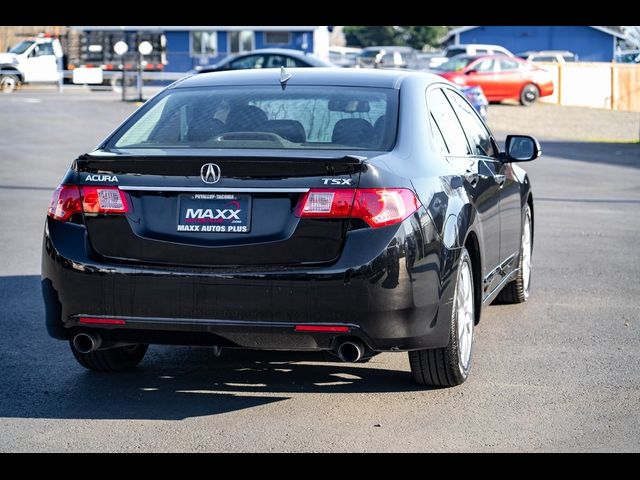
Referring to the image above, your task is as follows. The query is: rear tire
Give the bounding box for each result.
[70,342,148,372]
[1,74,19,93]
[409,248,474,387]
[520,84,539,106]
[495,204,532,304]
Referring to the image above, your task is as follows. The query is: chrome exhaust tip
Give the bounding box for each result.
[72,332,102,354]
[336,340,365,363]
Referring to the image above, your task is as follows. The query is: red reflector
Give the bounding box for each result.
[296,188,421,228]
[79,317,126,325]
[294,325,350,333]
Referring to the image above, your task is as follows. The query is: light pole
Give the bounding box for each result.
[137,41,153,102]
[113,41,128,102]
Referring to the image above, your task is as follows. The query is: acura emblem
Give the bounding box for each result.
[200,163,221,184]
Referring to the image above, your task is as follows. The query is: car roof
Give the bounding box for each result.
[329,46,362,53]
[453,54,519,60]
[176,67,440,90]
[448,44,508,49]
[361,46,415,52]
[232,48,310,56]
[222,48,325,59]
[211,48,333,67]
[521,50,575,55]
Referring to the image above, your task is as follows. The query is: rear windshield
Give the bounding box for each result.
[109,85,398,151]
[360,50,382,58]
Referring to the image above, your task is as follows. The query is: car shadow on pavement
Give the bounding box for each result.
[535,141,640,169]
[0,275,426,421]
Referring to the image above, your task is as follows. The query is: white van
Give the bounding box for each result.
[443,44,513,58]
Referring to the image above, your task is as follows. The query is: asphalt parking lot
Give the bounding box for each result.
[1,87,639,452]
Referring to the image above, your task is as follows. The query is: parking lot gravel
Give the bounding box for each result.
[488,102,640,143]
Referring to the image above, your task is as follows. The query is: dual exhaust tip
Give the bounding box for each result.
[74,332,366,362]
[72,332,102,354]
[336,340,365,363]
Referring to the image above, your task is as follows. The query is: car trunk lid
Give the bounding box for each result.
[75,153,364,267]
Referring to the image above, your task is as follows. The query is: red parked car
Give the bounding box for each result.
[433,54,554,105]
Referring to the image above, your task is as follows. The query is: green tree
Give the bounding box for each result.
[343,26,403,48]
[400,26,450,50]
[344,26,452,50]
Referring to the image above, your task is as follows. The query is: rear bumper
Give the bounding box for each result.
[42,213,459,352]
[540,80,555,97]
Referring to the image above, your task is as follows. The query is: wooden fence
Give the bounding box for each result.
[539,62,640,112]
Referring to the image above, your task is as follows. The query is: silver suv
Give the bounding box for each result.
[356,46,418,69]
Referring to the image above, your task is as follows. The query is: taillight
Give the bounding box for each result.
[295,189,356,218]
[81,186,129,214]
[296,188,420,228]
[47,185,129,222]
[47,185,82,221]
[353,189,421,227]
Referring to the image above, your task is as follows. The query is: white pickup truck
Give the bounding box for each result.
[0,35,63,93]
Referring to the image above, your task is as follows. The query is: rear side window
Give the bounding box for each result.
[532,55,556,62]
[229,55,265,69]
[499,59,520,71]
[264,55,305,68]
[474,59,495,72]
[429,113,449,154]
[427,89,469,156]
[110,85,398,151]
[444,89,496,157]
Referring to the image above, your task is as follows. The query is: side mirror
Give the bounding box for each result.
[500,135,541,162]
[465,69,477,75]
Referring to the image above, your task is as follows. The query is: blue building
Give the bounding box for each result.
[162,26,322,72]
[444,26,626,62]
[72,26,328,72]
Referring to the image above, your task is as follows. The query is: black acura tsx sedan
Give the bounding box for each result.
[42,68,539,387]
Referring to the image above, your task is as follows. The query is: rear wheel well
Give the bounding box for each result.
[464,231,482,325]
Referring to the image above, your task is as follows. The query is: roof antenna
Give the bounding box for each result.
[280,66,292,90]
